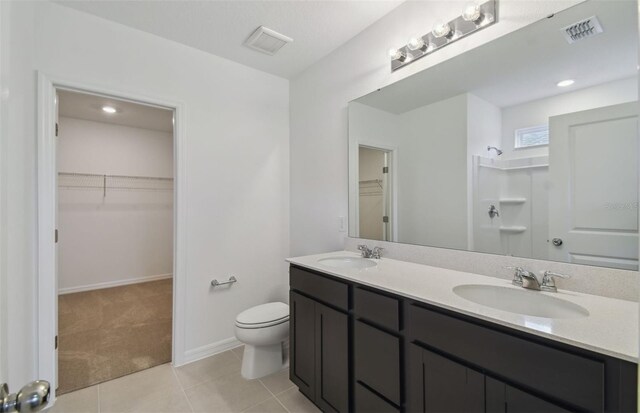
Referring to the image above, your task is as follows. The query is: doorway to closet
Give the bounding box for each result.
[55,90,175,394]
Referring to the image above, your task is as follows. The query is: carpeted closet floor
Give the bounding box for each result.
[57,278,173,395]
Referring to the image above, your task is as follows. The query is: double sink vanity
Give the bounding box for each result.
[287,251,638,412]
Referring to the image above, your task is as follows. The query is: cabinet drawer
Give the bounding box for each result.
[290,266,349,310]
[408,304,604,412]
[355,382,399,413]
[354,320,401,406]
[354,287,400,331]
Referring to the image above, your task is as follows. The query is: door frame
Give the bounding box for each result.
[36,72,188,400]
[349,141,398,242]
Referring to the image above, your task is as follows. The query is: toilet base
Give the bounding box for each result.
[241,342,285,380]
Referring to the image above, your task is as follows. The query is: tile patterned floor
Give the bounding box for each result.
[50,346,320,413]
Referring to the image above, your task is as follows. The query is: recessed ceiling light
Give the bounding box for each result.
[102,106,117,114]
[557,79,575,87]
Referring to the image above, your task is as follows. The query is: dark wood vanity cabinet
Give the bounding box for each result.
[289,265,638,413]
[290,267,349,413]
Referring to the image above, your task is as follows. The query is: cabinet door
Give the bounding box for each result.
[290,291,316,400]
[486,376,571,413]
[315,303,349,413]
[408,344,484,413]
[354,320,400,406]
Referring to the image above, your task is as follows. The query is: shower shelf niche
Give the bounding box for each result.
[499,198,526,204]
[499,226,527,233]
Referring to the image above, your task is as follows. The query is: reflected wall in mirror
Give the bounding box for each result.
[349,0,639,270]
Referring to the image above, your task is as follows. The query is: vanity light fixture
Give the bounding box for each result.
[102,106,117,114]
[557,79,575,87]
[389,0,497,71]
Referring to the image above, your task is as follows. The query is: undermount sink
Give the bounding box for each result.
[318,256,377,269]
[453,284,589,319]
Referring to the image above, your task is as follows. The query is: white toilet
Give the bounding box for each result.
[235,302,289,379]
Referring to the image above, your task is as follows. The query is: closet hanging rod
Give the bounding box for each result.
[58,172,173,181]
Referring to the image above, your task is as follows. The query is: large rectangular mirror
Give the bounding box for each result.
[349,0,639,270]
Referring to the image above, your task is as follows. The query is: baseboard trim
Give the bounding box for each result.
[58,273,173,295]
[179,337,243,366]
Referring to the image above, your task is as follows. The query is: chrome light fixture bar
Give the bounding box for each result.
[390,0,498,71]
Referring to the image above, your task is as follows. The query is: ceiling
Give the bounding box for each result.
[355,0,638,113]
[58,89,174,132]
[53,0,404,79]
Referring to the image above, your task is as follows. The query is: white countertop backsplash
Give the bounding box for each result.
[287,250,639,363]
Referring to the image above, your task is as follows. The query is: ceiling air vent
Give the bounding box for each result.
[562,16,603,44]
[244,26,293,55]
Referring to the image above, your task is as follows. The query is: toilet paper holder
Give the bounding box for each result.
[211,276,237,287]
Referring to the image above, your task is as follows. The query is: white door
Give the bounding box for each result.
[548,102,638,270]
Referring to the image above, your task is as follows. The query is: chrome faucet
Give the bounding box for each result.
[358,245,384,259]
[519,269,541,290]
[505,266,570,292]
[505,266,540,290]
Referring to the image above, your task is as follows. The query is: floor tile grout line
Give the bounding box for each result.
[171,365,195,413]
[273,393,292,413]
[257,374,294,413]
[272,385,296,397]
[176,364,240,392]
[239,393,279,413]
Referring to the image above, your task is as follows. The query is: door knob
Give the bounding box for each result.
[551,238,563,246]
[0,381,50,412]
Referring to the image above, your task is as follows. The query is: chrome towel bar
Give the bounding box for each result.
[211,276,237,287]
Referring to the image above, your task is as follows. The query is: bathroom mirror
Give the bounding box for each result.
[349,0,639,270]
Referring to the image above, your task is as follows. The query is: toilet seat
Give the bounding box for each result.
[235,302,289,329]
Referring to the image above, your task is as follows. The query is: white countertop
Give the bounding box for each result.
[287,251,639,363]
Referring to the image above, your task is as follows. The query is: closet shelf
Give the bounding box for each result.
[58,172,173,195]
[499,226,527,233]
[499,198,526,204]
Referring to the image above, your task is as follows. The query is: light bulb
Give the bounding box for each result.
[388,48,407,62]
[407,37,426,51]
[557,79,575,87]
[102,106,117,114]
[462,2,482,22]
[432,21,452,38]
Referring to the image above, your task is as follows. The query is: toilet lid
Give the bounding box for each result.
[236,302,289,327]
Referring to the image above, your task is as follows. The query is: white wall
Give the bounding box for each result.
[57,117,174,292]
[501,76,638,159]
[398,94,469,249]
[290,0,583,257]
[1,0,289,386]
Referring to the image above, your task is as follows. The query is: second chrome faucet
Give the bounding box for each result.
[358,244,384,259]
